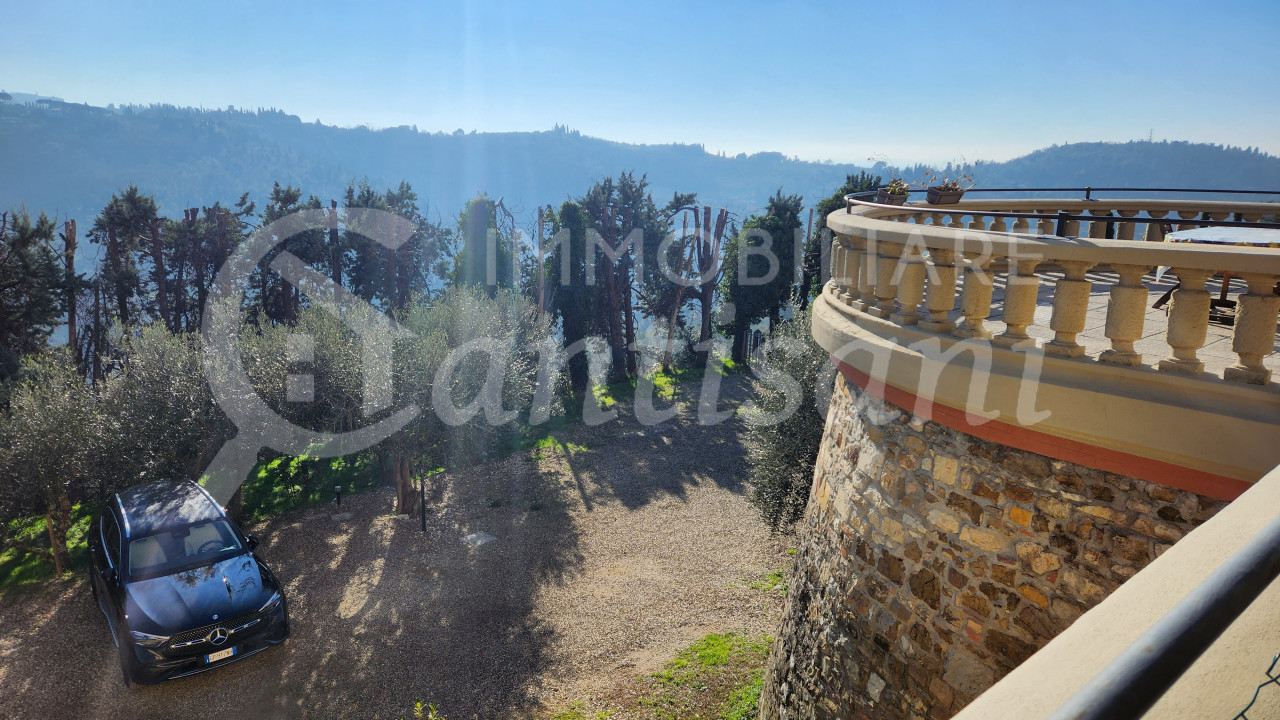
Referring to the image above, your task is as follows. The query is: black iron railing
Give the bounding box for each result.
[843,188,1280,237]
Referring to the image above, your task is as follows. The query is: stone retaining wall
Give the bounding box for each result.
[759,372,1226,720]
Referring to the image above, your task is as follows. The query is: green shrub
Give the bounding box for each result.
[740,305,832,531]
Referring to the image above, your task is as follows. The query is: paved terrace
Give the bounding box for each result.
[988,270,1280,377]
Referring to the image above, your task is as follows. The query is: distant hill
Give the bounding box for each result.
[2,98,1278,236]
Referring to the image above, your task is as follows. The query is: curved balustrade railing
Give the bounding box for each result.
[825,199,1280,385]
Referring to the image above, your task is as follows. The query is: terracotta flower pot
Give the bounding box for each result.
[926,187,965,205]
[876,188,909,206]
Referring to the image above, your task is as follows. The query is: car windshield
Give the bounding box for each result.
[126,519,244,581]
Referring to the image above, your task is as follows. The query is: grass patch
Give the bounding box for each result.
[637,632,772,720]
[238,453,381,521]
[529,434,592,454]
[592,361,742,409]
[747,569,788,595]
[0,501,100,591]
[546,633,771,720]
[548,701,613,720]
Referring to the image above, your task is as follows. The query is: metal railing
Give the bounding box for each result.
[1044,511,1280,720]
[843,188,1280,237]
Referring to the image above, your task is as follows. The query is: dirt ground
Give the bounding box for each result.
[0,375,790,719]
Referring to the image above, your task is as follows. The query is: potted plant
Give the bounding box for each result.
[923,164,975,205]
[875,178,911,206]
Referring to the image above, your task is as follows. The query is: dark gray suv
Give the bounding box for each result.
[88,479,289,685]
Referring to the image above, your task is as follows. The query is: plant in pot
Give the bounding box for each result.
[875,178,911,206]
[923,164,975,205]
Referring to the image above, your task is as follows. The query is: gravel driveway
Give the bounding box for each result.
[0,376,788,719]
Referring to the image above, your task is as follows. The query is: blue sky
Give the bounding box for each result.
[5,0,1278,164]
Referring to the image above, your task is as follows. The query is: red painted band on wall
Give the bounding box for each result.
[833,357,1251,501]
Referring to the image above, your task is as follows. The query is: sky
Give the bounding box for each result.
[4,0,1279,165]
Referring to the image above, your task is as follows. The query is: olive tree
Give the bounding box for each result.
[740,305,833,531]
[0,356,99,575]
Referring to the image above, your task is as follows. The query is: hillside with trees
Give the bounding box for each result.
[3,97,1279,239]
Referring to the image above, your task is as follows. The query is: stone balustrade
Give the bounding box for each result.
[826,199,1279,386]
[816,198,1280,488]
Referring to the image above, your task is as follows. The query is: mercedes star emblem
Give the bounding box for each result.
[208,627,230,646]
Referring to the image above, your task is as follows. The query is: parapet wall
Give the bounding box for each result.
[759,371,1226,720]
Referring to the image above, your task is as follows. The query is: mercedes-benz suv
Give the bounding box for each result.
[88,479,289,685]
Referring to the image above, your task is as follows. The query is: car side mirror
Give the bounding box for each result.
[245,535,259,551]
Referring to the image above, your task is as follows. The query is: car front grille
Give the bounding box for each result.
[163,610,263,656]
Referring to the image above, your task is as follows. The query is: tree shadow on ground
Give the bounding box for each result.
[547,373,755,511]
[0,450,582,720]
[0,374,761,720]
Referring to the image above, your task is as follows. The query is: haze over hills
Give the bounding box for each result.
[2,96,1278,237]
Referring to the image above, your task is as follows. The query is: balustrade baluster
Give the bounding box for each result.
[828,238,845,296]
[891,249,926,325]
[1099,264,1152,366]
[952,258,995,340]
[1157,269,1212,375]
[872,244,903,319]
[1176,210,1200,231]
[1143,211,1169,242]
[1045,261,1097,357]
[989,214,1009,233]
[1088,211,1111,239]
[993,260,1042,348]
[920,249,958,333]
[840,237,864,305]
[1011,213,1030,234]
[1224,273,1280,385]
[1035,210,1054,235]
[1116,210,1139,240]
[857,243,876,311]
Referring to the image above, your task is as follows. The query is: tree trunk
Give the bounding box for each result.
[391,453,416,515]
[92,282,102,382]
[45,499,69,576]
[329,200,343,288]
[696,284,714,368]
[624,263,637,377]
[602,256,627,383]
[731,328,747,364]
[106,228,129,327]
[61,220,77,351]
[149,218,172,330]
[536,206,546,317]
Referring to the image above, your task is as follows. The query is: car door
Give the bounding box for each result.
[91,511,125,643]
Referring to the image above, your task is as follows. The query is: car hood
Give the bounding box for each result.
[124,553,278,635]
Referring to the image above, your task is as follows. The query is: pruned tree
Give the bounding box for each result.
[659,193,730,368]
[719,190,803,362]
[0,357,98,574]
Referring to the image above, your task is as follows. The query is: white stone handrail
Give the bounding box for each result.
[814,198,1280,487]
[826,199,1280,385]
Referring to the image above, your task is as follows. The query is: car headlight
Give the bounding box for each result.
[129,629,169,647]
[259,592,283,614]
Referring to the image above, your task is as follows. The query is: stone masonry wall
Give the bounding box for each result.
[759,372,1226,720]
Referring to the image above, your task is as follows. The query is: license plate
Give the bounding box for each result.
[205,647,237,663]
